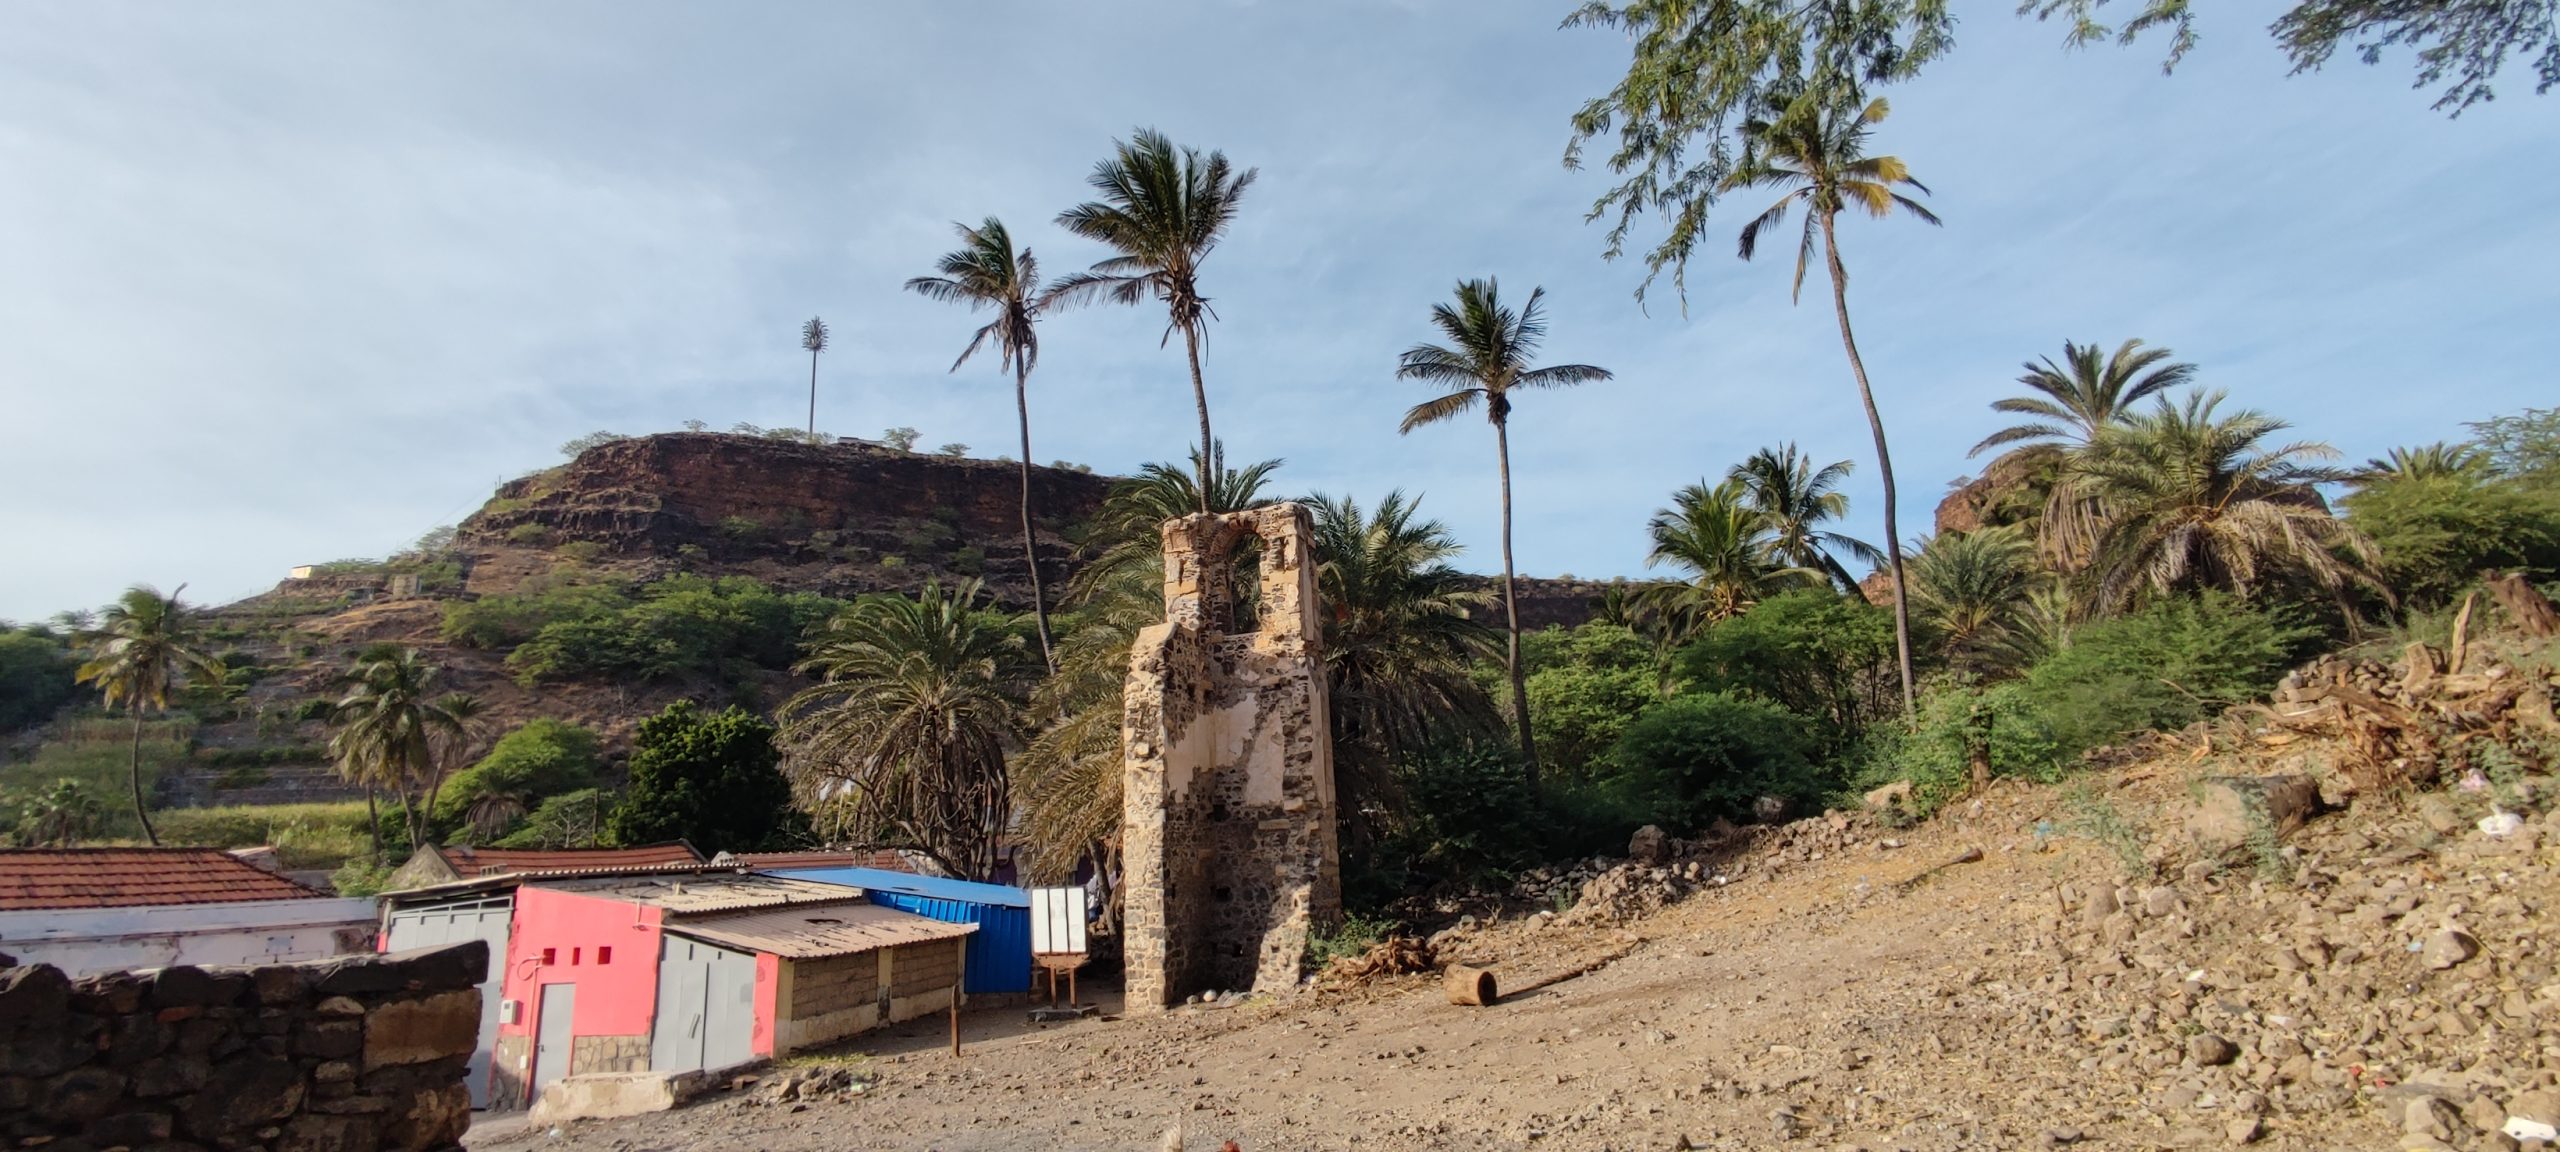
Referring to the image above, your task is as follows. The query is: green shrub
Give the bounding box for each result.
[432,718,601,834]
[1,721,194,838]
[1859,682,2062,817]
[1526,661,1659,783]
[328,858,395,897]
[502,575,843,686]
[606,703,805,853]
[1675,590,1898,755]
[0,628,80,732]
[2345,473,2560,610]
[2018,593,2316,756]
[1611,691,1818,829]
[1306,912,1399,970]
[441,577,632,649]
[496,788,611,848]
[505,523,553,546]
[154,801,373,870]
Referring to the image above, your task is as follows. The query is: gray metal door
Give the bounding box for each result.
[652,936,757,1073]
[532,983,577,1102]
[384,896,512,1107]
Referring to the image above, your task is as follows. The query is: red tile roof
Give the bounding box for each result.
[435,843,703,878]
[0,848,327,911]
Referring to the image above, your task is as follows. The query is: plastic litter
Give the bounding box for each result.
[2479,809,2525,838]
[2506,1117,2560,1142]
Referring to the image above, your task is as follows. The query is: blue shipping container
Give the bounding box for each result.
[767,867,1032,995]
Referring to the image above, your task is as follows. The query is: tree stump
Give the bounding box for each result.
[2487,572,2559,639]
[1444,964,1497,1006]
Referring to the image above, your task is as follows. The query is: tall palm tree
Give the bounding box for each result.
[74,584,221,845]
[2074,390,2388,610]
[1395,278,1611,780]
[1729,443,1881,592]
[1640,479,1815,643]
[1726,94,1940,719]
[327,647,481,858]
[782,580,1032,882]
[1049,128,1258,510]
[908,217,1061,671]
[1309,491,1503,812]
[1906,526,2039,676]
[1970,338,2197,566]
[801,316,829,440]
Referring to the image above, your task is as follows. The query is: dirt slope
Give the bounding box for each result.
[468,745,2560,1152]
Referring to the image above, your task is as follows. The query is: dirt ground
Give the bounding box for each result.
[468,763,2560,1152]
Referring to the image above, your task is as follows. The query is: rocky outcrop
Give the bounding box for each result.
[457,433,1114,605]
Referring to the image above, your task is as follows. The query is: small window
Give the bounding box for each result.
[596,946,613,965]
[540,947,557,965]
[572,947,582,966]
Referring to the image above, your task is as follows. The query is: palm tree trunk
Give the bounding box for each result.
[127,705,159,845]
[1015,360,1056,671]
[1818,211,1918,721]
[807,348,819,439]
[363,786,383,864]
[1180,322,1214,514]
[1495,416,1540,790]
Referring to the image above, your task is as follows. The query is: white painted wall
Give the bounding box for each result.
[0,898,377,975]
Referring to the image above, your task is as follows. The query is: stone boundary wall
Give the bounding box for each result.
[0,941,486,1152]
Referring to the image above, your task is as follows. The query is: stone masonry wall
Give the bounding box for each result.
[1122,504,1341,1013]
[0,941,486,1152]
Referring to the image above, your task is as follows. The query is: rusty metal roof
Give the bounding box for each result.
[0,848,324,910]
[534,872,859,914]
[662,902,976,959]
[436,842,703,877]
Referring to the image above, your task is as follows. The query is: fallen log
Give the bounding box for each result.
[2185,774,2321,853]
[1444,964,1498,1006]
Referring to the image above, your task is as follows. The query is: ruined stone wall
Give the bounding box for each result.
[1122,505,1340,1013]
[0,942,485,1152]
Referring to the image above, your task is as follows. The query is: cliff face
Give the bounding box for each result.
[457,433,1115,604]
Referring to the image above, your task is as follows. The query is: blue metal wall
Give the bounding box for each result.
[768,868,1032,995]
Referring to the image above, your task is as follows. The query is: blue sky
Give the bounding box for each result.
[2,0,2552,621]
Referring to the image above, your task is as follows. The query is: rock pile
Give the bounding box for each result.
[2255,616,2559,800]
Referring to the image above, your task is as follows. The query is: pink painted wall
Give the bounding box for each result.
[496,887,665,1045]
[752,953,780,1058]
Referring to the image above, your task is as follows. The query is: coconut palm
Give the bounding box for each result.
[1395,278,1611,781]
[1310,491,1503,815]
[782,580,1033,882]
[2356,441,2494,485]
[2074,391,2388,610]
[74,584,221,845]
[1906,526,2040,676]
[801,316,829,440]
[1049,129,1258,510]
[326,647,481,858]
[908,217,1062,671]
[1640,480,1815,643]
[1726,94,1939,718]
[1729,443,1881,592]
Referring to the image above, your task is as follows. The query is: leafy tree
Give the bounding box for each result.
[1906,526,2042,675]
[1641,479,1813,640]
[609,702,802,854]
[2343,470,2560,608]
[431,718,602,842]
[74,585,222,845]
[1394,278,1612,781]
[881,426,921,452]
[2026,0,2557,113]
[781,581,1028,880]
[499,575,843,686]
[2468,407,2560,487]
[938,443,970,457]
[1310,491,1503,827]
[1675,588,1898,751]
[1969,339,2197,568]
[1523,623,1663,782]
[1612,691,1819,829]
[1365,742,1541,901]
[2073,391,2386,611]
[326,647,481,858]
[801,316,829,439]
[559,430,628,457]
[1050,129,1258,510]
[909,217,1062,670]
[0,625,79,732]
[1730,443,1881,591]
[1727,95,1939,718]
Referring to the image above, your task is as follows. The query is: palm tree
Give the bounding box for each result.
[2357,441,2493,485]
[326,647,481,858]
[1640,480,1815,642]
[1970,338,2197,566]
[2074,390,2388,610]
[782,580,1032,882]
[1729,443,1882,592]
[908,217,1061,671]
[74,584,221,844]
[1726,94,1940,719]
[1395,278,1610,780]
[1906,526,2039,676]
[1049,129,1258,510]
[1309,491,1503,814]
[801,316,829,440]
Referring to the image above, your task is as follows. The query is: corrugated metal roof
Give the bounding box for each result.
[663,903,976,959]
[0,848,325,910]
[437,842,703,877]
[767,866,1031,909]
[725,849,917,872]
[535,872,860,913]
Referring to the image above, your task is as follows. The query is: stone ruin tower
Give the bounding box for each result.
[1121,503,1341,1012]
